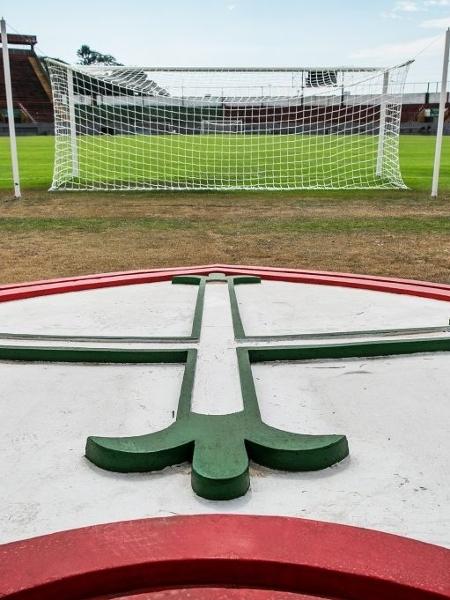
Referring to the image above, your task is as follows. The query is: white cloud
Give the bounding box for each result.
[397,1,423,11]
[351,35,440,61]
[227,4,236,10]
[424,0,450,6]
[381,10,403,18]
[383,0,450,18]
[382,1,425,19]
[421,15,450,25]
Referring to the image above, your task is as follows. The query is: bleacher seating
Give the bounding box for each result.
[0,36,53,126]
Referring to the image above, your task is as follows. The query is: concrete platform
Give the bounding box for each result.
[0,264,450,546]
[0,265,449,599]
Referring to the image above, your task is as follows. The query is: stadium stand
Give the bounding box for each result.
[0,34,53,135]
[400,89,450,134]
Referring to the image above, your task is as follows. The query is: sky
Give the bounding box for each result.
[2,0,450,84]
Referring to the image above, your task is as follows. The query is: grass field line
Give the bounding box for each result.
[1,216,450,234]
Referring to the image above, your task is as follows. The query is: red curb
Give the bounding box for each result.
[0,515,448,600]
[1,265,450,303]
[110,589,319,599]
[2,263,450,291]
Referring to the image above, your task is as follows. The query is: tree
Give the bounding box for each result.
[76,45,122,66]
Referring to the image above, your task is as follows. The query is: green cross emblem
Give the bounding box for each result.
[2,273,450,500]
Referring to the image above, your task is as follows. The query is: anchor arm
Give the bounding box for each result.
[246,422,349,472]
[86,422,195,473]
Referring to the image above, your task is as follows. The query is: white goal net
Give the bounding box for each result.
[46,60,412,191]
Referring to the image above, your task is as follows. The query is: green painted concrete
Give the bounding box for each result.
[0,346,188,363]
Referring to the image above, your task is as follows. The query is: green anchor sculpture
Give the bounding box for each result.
[86,274,349,500]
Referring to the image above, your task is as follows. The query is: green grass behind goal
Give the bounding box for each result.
[0,134,449,192]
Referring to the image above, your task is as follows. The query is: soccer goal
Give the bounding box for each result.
[46,60,412,191]
[200,120,244,134]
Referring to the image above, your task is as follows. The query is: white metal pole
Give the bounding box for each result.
[67,68,79,177]
[376,70,390,177]
[431,28,450,198]
[1,17,21,198]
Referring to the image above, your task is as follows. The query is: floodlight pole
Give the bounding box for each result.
[431,27,450,198]
[1,17,21,198]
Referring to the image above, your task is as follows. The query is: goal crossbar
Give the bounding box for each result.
[45,58,413,73]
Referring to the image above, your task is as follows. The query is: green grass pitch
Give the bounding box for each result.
[0,134,449,192]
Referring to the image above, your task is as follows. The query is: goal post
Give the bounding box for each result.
[46,59,412,191]
[431,28,450,198]
[67,68,79,178]
[376,70,390,178]
[1,18,21,198]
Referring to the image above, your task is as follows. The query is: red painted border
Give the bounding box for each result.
[118,590,316,599]
[1,264,450,303]
[0,515,449,600]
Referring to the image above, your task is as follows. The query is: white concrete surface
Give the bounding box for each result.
[0,362,183,543]
[0,282,197,337]
[1,279,449,548]
[192,282,243,414]
[254,355,450,548]
[236,281,450,335]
